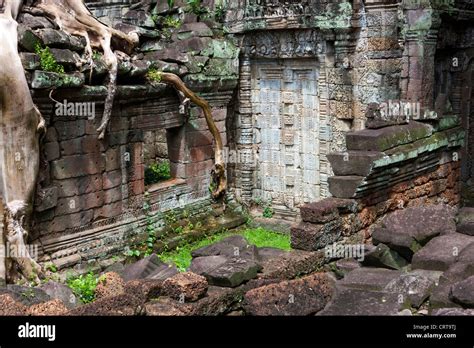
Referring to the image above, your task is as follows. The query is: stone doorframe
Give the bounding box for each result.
[232,29,343,213]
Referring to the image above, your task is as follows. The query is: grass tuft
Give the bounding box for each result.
[159,227,291,272]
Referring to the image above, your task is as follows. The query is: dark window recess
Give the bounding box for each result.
[143,128,173,186]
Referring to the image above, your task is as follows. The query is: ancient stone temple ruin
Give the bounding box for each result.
[0,0,473,316]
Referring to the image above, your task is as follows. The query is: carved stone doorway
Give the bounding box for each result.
[251,59,329,215]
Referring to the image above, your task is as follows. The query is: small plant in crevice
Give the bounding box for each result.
[262,206,274,218]
[144,161,172,186]
[66,272,102,304]
[163,15,182,29]
[253,197,274,218]
[35,44,65,74]
[185,0,209,17]
[147,68,163,83]
[143,192,157,257]
[214,3,226,22]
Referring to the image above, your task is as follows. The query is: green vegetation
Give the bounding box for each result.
[147,68,163,83]
[145,161,172,186]
[262,206,274,219]
[45,263,58,273]
[241,228,291,251]
[159,228,291,271]
[143,193,157,257]
[185,0,209,16]
[67,272,103,304]
[35,44,65,74]
[163,16,182,29]
[253,197,274,218]
[214,3,226,22]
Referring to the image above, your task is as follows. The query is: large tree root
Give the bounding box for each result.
[0,0,45,284]
[160,73,227,199]
[36,0,138,139]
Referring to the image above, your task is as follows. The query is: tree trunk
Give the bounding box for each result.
[0,0,44,284]
[0,0,228,284]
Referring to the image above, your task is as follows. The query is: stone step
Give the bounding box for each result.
[456,207,474,236]
[345,121,433,152]
[328,176,364,198]
[327,151,383,176]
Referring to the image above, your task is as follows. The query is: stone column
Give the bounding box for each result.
[400,1,441,118]
[234,53,255,203]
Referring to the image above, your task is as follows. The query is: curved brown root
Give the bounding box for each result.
[160,73,227,199]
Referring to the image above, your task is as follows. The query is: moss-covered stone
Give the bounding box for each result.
[201,40,239,59]
[31,71,85,89]
[203,58,239,77]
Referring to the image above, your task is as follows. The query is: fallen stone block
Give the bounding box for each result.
[162,272,208,302]
[120,254,178,281]
[450,276,474,308]
[291,220,342,251]
[95,272,125,300]
[429,263,474,310]
[362,243,409,270]
[300,198,356,223]
[456,207,474,236]
[318,288,402,315]
[411,233,474,271]
[40,281,78,309]
[340,268,402,291]
[384,270,442,308]
[259,250,325,280]
[0,285,51,306]
[191,235,259,261]
[201,258,262,288]
[27,299,69,316]
[372,204,457,260]
[243,273,335,316]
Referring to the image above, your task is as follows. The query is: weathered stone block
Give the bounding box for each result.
[18,25,43,52]
[328,176,364,198]
[412,234,474,271]
[44,142,60,161]
[54,120,86,141]
[291,220,342,251]
[345,122,433,152]
[243,273,334,316]
[35,28,86,51]
[373,204,458,260]
[103,170,122,190]
[35,186,59,212]
[328,151,383,176]
[162,272,208,302]
[20,52,40,70]
[31,71,85,89]
[300,198,356,223]
[51,153,105,179]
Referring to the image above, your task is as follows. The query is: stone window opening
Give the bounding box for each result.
[143,128,176,190]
